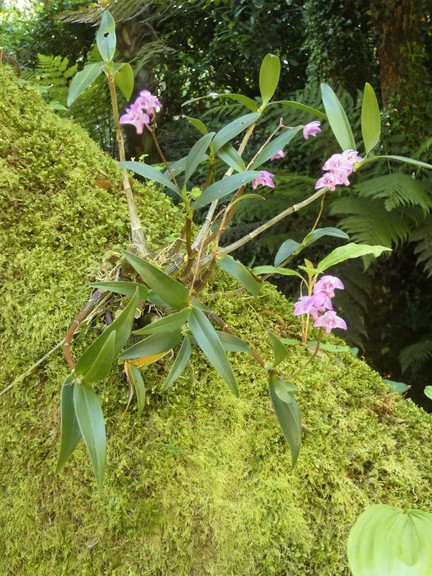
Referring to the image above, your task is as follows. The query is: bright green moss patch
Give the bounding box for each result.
[1,64,432,575]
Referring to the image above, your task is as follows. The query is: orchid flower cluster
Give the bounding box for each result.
[315,150,363,191]
[293,275,347,334]
[119,90,162,134]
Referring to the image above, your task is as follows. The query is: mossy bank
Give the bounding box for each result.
[1,64,432,575]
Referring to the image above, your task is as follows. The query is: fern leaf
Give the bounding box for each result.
[411,216,432,277]
[399,338,432,374]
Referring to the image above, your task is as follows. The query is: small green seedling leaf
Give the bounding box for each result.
[348,504,432,576]
[259,54,280,109]
[121,161,181,196]
[188,307,238,396]
[268,333,289,367]
[384,379,410,394]
[316,243,391,273]
[67,62,104,107]
[321,83,356,151]
[213,112,260,153]
[424,385,432,400]
[125,362,146,416]
[268,374,301,466]
[163,335,192,390]
[122,251,190,310]
[114,62,134,100]
[217,255,262,296]
[361,82,381,155]
[134,309,190,335]
[96,10,116,63]
[73,382,106,492]
[191,170,261,209]
[56,374,82,473]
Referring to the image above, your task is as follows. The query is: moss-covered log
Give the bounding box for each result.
[1,64,432,575]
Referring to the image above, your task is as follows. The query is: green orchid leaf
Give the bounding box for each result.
[302,227,349,246]
[347,504,432,576]
[360,155,432,171]
[134,309,190,335]
[424,385,432,400]
[67,62,104,107]
[251,126,302,169]
[125,363,146,417]
[216,331,251,354]
[184,132,215,184]
[74,288,139,376]
[259,54,281,109]
[211,92,258,112]
[274,239,302,267]
[184,116,208,135]
[316,243,391,273]
[163,335,192,390]
[321,83,356,151]
[384,379,410,394]
[217,143,246,172]
[73,382,106,493]
[268,333,288,367]
[217,255,262,296]
[56,374,82,473]
[118,330,182,361]
[273,375,298,403]
[90,281,149,300]
[251,265,304,279]
[121,161,181,196]
[269,100,327,120]
[113,62,134,101]
[213,112,260,153]
[96,10,116,63]
[268,374,301,466]
[188,307,238,396]
[191,170,261,210]
[361,82,381,155]
[78,330,116,384]
[122,251,189,310]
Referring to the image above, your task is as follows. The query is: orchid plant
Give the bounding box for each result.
[57,11,432,492]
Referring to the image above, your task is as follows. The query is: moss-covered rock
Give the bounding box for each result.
[1,64,432,575]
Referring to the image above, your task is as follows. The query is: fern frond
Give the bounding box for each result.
[354,174,432,214]
[411,216,432,277]
[399,338,432,374]
[330,197,422,247]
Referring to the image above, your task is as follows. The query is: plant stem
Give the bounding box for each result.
[107,72,147,254]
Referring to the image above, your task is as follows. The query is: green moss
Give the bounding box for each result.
[1,64,432,575]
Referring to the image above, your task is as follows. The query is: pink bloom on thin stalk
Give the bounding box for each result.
[303,121,321,140]
[313,275,345,299]
[315,149,363,191]
[293,292,333,320]
[119,101,150,135]
[137,89,162,116]
[313,310,347,333]
[252,170,275,190]
[271,149,285,161]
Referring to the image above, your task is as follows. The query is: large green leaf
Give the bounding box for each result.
[361,155,432,171]
[119,330,182,361]
[184,132,215,184]
[216,331,251,354]
[302,227,349,246]
[114,62,134,101]
[361,82,381,155]
[90,281,149,300]
[212,112,260,152]
[67,62,104,107]
[163,335,192,390]
[122,251,189,310]
[270,100,327,120]
[188,307,238,396]
[210,92,258,112]
[268,375,301,466]
[217,255,262,296]
[251,127,302,169]
[56,374,82,473]
[134,309,190,335]
[316,243,391,273]
[73,382,106,492]
[78,330,116,384]
[274,239,302,267]
[96,10,116,63]
[348,504,432,576]
[217,143,246,172]
[191,171,261,210]
[121,161,181,196]
[320,83,356,151]
[74,288,139,377]
[259,54,280,109]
